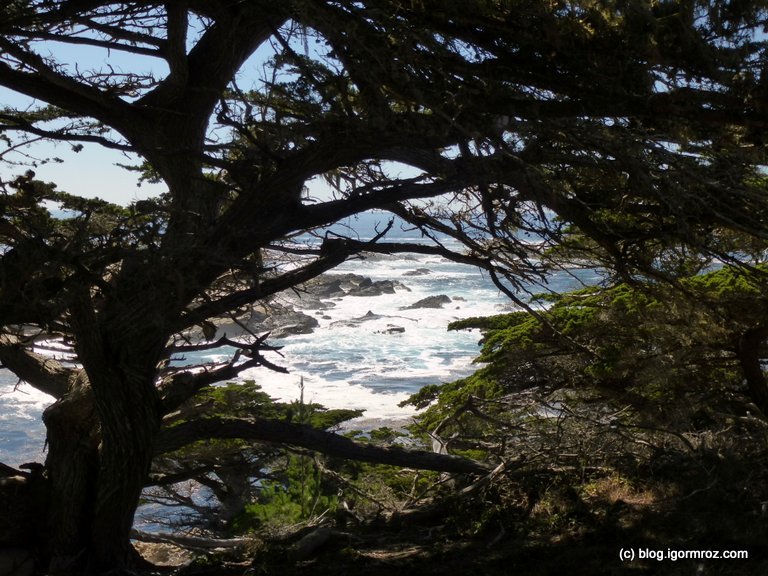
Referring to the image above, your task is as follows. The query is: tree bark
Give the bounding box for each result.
[0,334,72,399]
[61,271,171,573]
[86,377,162,573]
[156,417,490,475]
[41,371,100,572]
[736,326,768,417]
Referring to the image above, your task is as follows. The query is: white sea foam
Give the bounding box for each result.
[239,253,603,425]
[0,374,52,466]
[0,244,602,466]
[234,253,514,424]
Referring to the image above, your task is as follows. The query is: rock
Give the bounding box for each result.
[289,527,334,561]
[311,278,347,298]
[267,312,319,338]
[402,268,432,276]
[400,295,451,310]
[376,325,405,334]
[359,252,419,262]
[304,273,409,298]
[348,279,399,297]
[0,467,37,548]
[248,303,319,338]
[330,310,382,328]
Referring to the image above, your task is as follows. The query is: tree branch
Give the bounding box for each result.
[0,113,136,152]
[176,239,354,331]
[0,37,125,115]
[164,1,189,86]
[7,28,161,58]
[155,417,491,475]
[0,334,74,399]
[131,529,252,551]
[158,356,269,414]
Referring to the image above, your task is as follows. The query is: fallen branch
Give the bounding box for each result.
[155,417,490,474]
[388,460,512,527]
[315,458,396,513]
[130,529,251,551]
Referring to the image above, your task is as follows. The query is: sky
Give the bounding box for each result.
[1,19,419,208]
[0,20,278,206]
[0,41,169,204]
[0,125,166,204]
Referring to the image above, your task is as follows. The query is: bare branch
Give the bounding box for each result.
[158,352,287,414]
[156,417,491,475]
[0,334,74,399]
[131,529,252,551]
[0,112,136,152]
[7,28,162,58]
[176,240,353,331]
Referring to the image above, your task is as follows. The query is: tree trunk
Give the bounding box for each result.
[41,372,100,573]
[49,274,171,573]
[40,373,163,574]
[736,326,768,417]
[87,372,161,573]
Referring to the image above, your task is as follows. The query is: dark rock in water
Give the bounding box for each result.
[268,313,319,338]
[402,268,432,277]
[358,310,380,320]
[348,279,399,297]
[401,295,451,310]
[330,310,382,328]
[304,273,409,299]
[329,320,356,328]
[359,251,419,262]
[247,303,319,338]
[376,324,406,335]
[311,278,347,298]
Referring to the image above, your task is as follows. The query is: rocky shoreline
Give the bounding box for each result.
[208,270,457,340]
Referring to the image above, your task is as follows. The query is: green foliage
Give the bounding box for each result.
[193,380,286,420]
[154,380,363,534]
[412,264,768,437]
[402,372,504,433]
[240,452,339,529]
[184,379,364,533]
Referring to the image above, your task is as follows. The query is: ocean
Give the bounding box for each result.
[0,211,603,467]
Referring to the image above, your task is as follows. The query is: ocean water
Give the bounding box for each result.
[233,250,601,427]
[0,372,50,467]
[0,212,603,467]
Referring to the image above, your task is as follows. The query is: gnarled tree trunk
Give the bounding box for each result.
[42,372,99,572]
[86,372,162,573]
[736,326,768,417]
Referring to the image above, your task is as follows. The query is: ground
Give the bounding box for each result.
[153,464,768,576]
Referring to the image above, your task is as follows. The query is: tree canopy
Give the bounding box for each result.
[1,1,768,573]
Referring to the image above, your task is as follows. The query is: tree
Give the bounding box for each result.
[144,380,364,535]
[1,1,767,573]
[409,265,768,432]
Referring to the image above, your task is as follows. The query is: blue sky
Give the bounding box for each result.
[0,24,278,206]
[0,36,169,204]
[0,123,166,204]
